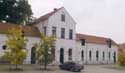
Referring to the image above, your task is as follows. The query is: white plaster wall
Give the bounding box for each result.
[0,34,7,57]
[76,41,118,64]
[24,37,40,64]
[48,8,76,64]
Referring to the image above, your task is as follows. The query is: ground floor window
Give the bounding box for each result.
[81,50,84,61]
[96,50,99,61]
[109,52,111,61]
[68,49,72,60]
[102,51,105,61]
[89,51,92,61]
[2,45,7,50]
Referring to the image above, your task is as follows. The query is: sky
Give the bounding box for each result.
[28,0,125,44]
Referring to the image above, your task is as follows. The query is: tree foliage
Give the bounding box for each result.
[118,51,125,67]
[34,33,56,69]
[0,0,32,24]
[2,26,27,69]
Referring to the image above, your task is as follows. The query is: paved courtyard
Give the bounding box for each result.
[0,64,125,73]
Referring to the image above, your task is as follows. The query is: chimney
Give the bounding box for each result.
[54,8,57,11]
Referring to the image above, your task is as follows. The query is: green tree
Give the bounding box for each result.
[2,26,27,69]
[0,0,32,24]
[118,51,125,67]
[34,33,56,70]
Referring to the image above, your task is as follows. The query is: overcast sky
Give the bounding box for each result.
[29,0,125,44]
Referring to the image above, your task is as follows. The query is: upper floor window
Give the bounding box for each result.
[81,39,85,46]
[69,29,73,39]
[43,26,46,35]
[89,51,92,61]
[61,28,65,39]
[61,14,65,22]
[96,51,99,61]
[68,49,72,60]
[103,51,105,61]
[52,27,56,37]
[81,50,84,61]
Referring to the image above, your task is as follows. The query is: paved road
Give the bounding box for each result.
[0,64,125,73]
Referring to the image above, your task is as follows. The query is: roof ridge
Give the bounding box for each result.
[29,7,64,25]
[76,33,110,39]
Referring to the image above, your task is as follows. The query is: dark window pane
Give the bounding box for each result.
[69,29,73,39]
[43,26,46,35]
[61,28,65,39]
[81,50,84,61]
[89,51,92,61]
[81,39,85,46]
[52,27,56,37]
[96,51,99,61]
[2,45,7,50]
[68,49,72,60]
[61,14,65,22]
[103,51,105,61]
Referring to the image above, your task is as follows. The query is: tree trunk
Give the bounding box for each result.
[16,64,18,70]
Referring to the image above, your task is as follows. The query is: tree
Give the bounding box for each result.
[34,33,56,70]
[118,51,125,67]
[2,26,27,70]
[0,0,32,24]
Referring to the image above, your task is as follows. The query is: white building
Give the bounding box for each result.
[0,7,118,64]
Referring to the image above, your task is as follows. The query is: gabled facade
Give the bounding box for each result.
[32,7,76,64]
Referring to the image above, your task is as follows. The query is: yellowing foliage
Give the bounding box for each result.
[2,26,27,67]
[118,51,125,66]
[34,33,56,69]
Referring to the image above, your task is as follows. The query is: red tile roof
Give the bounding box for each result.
[29,7,64,25]
[0,22,41,37]
[76,33,117,45]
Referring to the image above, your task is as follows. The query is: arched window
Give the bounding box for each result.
[103,51,105,61]
[2,45,7,50]
[89,51,92,61]
[68,49,72,60]
[81,50,84,61]
[109,52,111,61]
[96,51,99,61]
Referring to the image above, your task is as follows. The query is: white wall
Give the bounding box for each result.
[35,8,76,64]
[76,41,118,64]
[24,37,40,64]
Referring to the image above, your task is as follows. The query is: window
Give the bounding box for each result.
[81,39,85,46]
[108,39,112,48]
[109,52,111,61]
[52,27,56,37]
[103,51,105,61]
[68,49,72,60]
[61,28,65,39]
[69,29,73,39]
[2,45,7,50]
[89,51,92,61]
[96,51,99,61]
[43,26,46,35]
[81,50,84,61]
[61,14,65,22]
